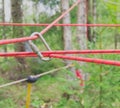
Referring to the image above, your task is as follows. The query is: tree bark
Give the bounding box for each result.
[92,0,97,43]
[77,0,87,50]
[61,0,75,78]
[61,0,72,50]
[87,0,97,43]
[115,5,120,49]
[86,0,92,42]
[76,0,88,88]
[2,0,7,53]
[11,0,26,77]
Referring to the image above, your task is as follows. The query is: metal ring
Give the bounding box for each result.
[28,32,51,61]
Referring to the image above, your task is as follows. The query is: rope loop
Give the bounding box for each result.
[28,32,51,61]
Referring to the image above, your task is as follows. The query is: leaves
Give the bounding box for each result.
[31,0,60,8]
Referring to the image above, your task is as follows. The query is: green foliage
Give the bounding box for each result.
[28,58,64,74]
[0,98,17,108]
[0,0,120,108]
[81,54,120,108]
[31,0,60,9]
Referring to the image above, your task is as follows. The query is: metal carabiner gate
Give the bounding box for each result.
[28,32,51,61]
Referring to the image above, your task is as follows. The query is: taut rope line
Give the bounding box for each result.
[0,65,72,88]
[0,0,81,45]
[0,23,120,27]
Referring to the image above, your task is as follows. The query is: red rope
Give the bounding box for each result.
[0,50,120,66]
[0,50,120,57]
[0,0,119,67]
[48,54,120,66]
[75,69,84,86]
[0,23,120,27]
[0,0,80,45]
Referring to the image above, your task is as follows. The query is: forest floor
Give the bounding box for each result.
[0,70,82,108]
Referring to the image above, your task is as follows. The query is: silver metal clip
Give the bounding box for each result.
[28,32,51,61]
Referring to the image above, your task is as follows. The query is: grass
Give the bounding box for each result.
[0,68,82,108]
[0,26,120,108]
[0,52,120,108]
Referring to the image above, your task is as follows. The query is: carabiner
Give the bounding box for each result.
[28,32,51,61]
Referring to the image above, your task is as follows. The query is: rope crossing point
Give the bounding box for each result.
[0,0,119,107]
[0,50,120,66]
[0,65,73,108]
[0,0,81,45]
[0,50,120,57]
[0,0,119,67]
[0,65,72,88]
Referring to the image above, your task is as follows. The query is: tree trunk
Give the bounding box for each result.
[61,0,75,78]
[76,0,88,88]
[92,0,97,43]
[86,0,92,42]
[87,0,97,43]
[77,0,87,50]
[2,0,7,53]
[115,5,120,49]
[11,0,26,78]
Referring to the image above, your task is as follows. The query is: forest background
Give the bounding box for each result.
[0,0,120,108]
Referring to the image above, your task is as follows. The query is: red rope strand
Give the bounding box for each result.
[0,0,119,67]
[48,54,120,67]
[0,23,120,27]
[0,50,120,66]
[0,0,80,45]
[0,50,120,57]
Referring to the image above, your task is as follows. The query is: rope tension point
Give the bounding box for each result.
[27,75,38,83]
